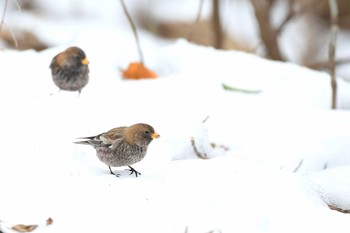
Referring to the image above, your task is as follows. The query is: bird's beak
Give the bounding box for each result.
[81,58,89,65]
[151,132,160,139]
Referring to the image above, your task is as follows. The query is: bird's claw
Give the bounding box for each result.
[109,166,120,177]
[127,166,141,177]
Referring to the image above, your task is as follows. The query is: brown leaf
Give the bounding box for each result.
[12,224,38,232]
[46,218,53,225]
[328,205,350,214]
[122,62,157,80]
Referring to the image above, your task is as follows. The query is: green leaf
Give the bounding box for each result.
[222,83,262,94]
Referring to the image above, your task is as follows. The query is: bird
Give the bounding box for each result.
[74,123,160,177]
[49,46,89,94]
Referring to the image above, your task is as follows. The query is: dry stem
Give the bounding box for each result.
[293,159,303,173]
[251,0,284,61]
[276,0,323,35]
[212,0,223,49]
[188,0,204,42]
[0,0,8,33]
[306,57,350,70]
[276,0,295,35]
[120,0,144,64]
[0,0,20,49]
[328,0,339,109]
[190,137,208,159]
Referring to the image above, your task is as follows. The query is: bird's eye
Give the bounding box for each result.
[144,130,149,135]
[74,56,80,61]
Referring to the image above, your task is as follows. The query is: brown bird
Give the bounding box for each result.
[49,46,89,94]
[75,123,160,177]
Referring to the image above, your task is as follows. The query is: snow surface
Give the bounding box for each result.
[1,1,350,233]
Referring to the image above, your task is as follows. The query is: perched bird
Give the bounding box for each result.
[49,46,89,94]
[75,123,160,177]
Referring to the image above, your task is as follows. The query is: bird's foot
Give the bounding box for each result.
[127,166,141,177]
[109,166,120,177]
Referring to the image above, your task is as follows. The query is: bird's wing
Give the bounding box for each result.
[100,127,126,144]
[74,127,126,147]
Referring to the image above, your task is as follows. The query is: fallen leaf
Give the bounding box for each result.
[328,205,350,214]
[222,83,262,94]
[46,218,53,225]
[122,62,157,79]
[12,224,38,232]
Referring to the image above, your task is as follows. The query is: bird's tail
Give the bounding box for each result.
[74,136,96,145]
[74,140,91,145]
[74,136,106,148]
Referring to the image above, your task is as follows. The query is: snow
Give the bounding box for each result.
[1,1,350,232]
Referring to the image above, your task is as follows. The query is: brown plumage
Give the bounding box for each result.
[49,46,89,94]
[75,123,160,177]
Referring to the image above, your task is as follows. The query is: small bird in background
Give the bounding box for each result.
[75,123,160,177]
[49,46,89,94]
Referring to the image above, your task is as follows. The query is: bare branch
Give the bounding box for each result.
[293,159,303,173]
[13,0,22,13]
[276,0,324,35]
[6,24,19,48]
[190,137,208,159]
[188,0,205,42]
[0,0,8,33]
[202,115,209,123]
[120,0,144,64]
[251,0,284,61]
[212,0,223,49]
[305,57,350,70]
[328,0,339,109]
[276,0,295,35]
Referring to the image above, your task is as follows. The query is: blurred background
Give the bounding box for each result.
[1,0,350,80]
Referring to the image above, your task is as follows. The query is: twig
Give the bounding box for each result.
[13,0,22,13]
[202,115,209,123]
[251,0,284,61]
[0,0,20,50]
[276,0,323,35]
[120,0,144,64]
[305,57,350,70]
[328,0,339,109]
[188,0,204,42]
[276,0,296,35]
[190,137,208,159]
[6,24,19,48]
[0,0,8,33]
[212,0,223,49]
[292,159,303,173]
